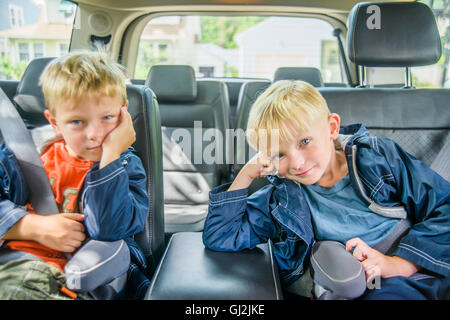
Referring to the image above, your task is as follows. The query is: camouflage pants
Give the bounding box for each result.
[0,258,88,300]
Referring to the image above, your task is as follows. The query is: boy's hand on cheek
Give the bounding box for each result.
[100,107,136,169]
[229,153,277,191]
[245,152,278,179]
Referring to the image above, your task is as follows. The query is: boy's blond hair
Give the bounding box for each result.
[246,80,330,151]
[39,51,127,114]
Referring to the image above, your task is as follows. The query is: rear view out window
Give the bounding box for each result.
[413,0,450,88]
[0,0,77,80]
[135,15,343,83]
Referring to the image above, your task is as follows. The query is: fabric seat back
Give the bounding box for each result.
[341,1,449,168]
[318,87,450,167]
[146,65,230,233]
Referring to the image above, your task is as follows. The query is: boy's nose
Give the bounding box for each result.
[289,153,305,170]
[86,124,104,141]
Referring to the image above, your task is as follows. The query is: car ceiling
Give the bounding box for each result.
[74,0,414,13]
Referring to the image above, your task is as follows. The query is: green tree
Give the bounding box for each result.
[135,43,171,79]
[200,16,267,49]
[0,56,27,80]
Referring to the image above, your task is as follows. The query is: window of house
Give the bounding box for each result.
[33,43,45,59]
[135,42,173,79]
[321,40,341,83]
[18,43,29,62]
[158,44,169,61]
[59,43,69,56]
[135,15,344,84]
[199,66,215,77]
[0,2,78,80]
[9,5,24,29]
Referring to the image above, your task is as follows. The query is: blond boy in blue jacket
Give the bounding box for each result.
[203,80,449,299]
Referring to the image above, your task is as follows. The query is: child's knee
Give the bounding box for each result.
[0,258,71,300]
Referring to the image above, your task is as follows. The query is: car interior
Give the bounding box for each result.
[0,0,448,300]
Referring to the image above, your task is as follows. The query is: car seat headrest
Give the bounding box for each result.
[14,57,55,115]
[273,67,324,87]
[145,65,197,103]
[347,2,441,67]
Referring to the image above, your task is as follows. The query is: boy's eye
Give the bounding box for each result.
[102,115,114,120]
[70,120,83,125]
[300,138,311,146]
[272,153,285,160]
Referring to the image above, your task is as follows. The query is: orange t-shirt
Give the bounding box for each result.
[5,141,94,272]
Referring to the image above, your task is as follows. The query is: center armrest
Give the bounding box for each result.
[145,232,283,300]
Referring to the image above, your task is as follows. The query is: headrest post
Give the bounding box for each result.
[404,67,413,88]
[358,66,367,88]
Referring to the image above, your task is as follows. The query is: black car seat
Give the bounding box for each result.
[319,1,449,170]
[145,65,230,233]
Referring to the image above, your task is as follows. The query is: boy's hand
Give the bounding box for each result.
[32,213,86,253]
[246,152,278,179]
[100,107,136,169]
[228,152,277,191]
[346,237,420,281]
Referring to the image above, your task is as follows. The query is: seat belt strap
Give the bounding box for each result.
[0,88,58,215]
[372,218,411,255]
[430,134,450,182]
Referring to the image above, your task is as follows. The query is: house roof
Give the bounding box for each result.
[0,11,71,39]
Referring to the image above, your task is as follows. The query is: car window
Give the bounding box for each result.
[135,15,344,84]
[411,0,449,88]
[0,0,77,80]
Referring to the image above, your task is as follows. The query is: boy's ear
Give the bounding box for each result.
[124,100,129,109]
[44,110,62,136]
[328,113,341,140]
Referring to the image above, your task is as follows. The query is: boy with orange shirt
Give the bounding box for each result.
[0,52,149,299]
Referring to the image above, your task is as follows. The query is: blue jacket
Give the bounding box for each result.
[0,141,151,299]
[203,124,450,286]
[0,142,149,243]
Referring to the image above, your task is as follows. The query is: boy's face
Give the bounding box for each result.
[44,94,127,162]
[266,114,341,185]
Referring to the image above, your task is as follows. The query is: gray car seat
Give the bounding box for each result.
[324,1,449,169]
[145,65,230,233]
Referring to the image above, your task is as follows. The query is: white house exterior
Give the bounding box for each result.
[196,43,238,77]
[0,0,75,67]
[137,16,238,79]
[234,17,341,82]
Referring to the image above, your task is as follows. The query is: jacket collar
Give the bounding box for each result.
[339,123,369,137]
